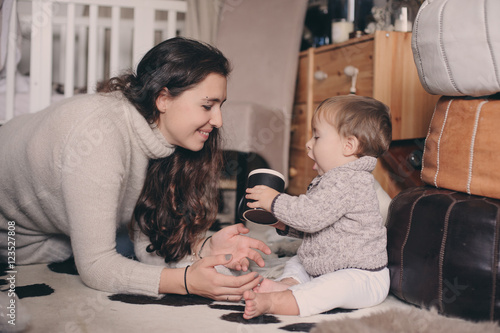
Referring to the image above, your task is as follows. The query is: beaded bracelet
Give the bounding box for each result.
[184,265,190,295]
[198,235,212,259]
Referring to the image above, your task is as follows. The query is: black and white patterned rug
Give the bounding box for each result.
[0,257,412,333]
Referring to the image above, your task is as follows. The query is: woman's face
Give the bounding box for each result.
[156,73,227,151]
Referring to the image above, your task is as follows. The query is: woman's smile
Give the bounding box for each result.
[198,128,212,140]
[156,73,227,151]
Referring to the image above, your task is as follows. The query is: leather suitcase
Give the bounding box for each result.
[387,186,500,321]
[421,95,500,200]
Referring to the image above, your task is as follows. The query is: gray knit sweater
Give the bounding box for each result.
[273,156,387,276]
[0,92,175,296]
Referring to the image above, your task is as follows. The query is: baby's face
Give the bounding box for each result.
[305,118,352,175]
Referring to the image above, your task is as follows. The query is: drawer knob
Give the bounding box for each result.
[289,167,298,178]
[344,66,359,94]
[314,70,328,81]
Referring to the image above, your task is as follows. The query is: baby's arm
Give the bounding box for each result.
[245,185,280,212]
[246,187,296,234]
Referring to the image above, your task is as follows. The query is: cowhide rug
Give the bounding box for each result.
[1,224,499,332]
[2,258,499,333]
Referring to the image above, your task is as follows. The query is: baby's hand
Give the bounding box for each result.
[272,221,287,231]
[245,185,280,213]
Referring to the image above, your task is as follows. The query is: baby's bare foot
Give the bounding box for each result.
[243,290,272,319]
[254,278,296,293]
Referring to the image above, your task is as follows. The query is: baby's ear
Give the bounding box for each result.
[343,136,359,156]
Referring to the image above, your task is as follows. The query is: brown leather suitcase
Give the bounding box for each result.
[387,186,500,321]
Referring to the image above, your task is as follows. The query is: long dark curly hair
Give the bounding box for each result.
[99,37,231,263]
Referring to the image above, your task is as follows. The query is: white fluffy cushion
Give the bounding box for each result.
[412,0,500,97]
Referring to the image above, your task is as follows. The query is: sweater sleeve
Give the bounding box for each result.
[60,116,163,297]
[272,195,303,238]
[272,174,352,233]
[132,222,173,266]
[276,225,304,239]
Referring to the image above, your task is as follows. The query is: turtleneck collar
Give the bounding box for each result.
[117,92,175,159]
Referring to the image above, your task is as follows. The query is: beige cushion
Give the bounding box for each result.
[412,0,500,97]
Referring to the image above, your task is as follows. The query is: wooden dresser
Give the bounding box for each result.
[287,30,441,197]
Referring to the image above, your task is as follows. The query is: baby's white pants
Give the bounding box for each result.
[279,255,390,317]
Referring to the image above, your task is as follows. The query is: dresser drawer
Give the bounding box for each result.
[313,39,374,102]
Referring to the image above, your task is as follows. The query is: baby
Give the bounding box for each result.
[243,95,392,318]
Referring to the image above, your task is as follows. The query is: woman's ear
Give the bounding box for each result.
[343,136,359,157]
[155,88,170,113]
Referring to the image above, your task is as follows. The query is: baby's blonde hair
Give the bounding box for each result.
[312,95,392,158]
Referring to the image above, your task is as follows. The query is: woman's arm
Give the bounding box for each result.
[62,153,165,296]
[60,111,168,296]
[133,221,270,299]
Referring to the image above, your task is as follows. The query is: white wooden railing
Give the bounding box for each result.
[3,0,187,123]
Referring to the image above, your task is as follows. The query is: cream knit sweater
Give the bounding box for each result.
[0,92,175,296]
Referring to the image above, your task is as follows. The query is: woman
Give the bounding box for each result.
[0,37,270,301]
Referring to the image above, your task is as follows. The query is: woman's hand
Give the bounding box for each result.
[186,254,264,301]
[207,224,272,271]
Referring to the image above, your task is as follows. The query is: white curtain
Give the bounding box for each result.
[185,0,223,45]
[0,0,21,76]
